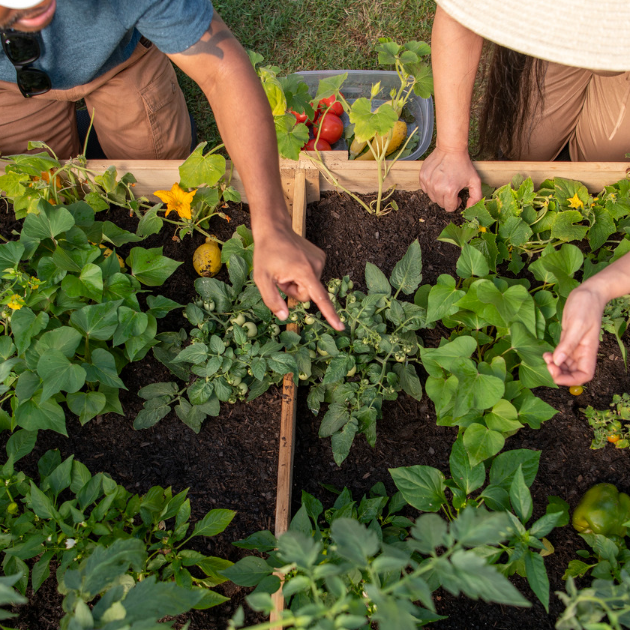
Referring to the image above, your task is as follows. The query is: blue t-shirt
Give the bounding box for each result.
[0,0,214,90]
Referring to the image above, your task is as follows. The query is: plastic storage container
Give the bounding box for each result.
[292,69,434,161]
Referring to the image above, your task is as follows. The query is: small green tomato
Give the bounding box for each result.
[269,324,281,336]
[228,395,237,404]
[290,313,299,322]
[394,352,406,362]
[317,346,329,357]
[7,502,18,515]
[304,315,316,325]
[298,372,309,381]
[243,322,257,338]
[302,301,311,309]
[204,301,215,311]
[229,375,242,386]
[308,349,317,359]
[237,382,248,396]
[232,313,246,326]
[346,365,357,377]
[347,280,354,290]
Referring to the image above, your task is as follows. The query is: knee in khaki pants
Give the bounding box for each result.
[0,41,191,161]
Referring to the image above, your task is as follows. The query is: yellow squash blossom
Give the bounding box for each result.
[153,183,196,220]
[567,192,585,210]
[7,294,25,310]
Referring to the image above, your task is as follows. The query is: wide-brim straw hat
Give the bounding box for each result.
[437,0,630,71]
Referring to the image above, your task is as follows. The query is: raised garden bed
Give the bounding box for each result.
[1,154,630,629]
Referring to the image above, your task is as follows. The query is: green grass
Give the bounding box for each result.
[178,0,436,146]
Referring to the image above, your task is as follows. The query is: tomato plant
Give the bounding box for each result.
[583,393,630,449]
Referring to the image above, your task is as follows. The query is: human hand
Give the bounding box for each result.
[253,224,344,331]
[543,285,607,386]
[418,147,482,213]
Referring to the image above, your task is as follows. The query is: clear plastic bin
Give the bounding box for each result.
[291,69,434,161]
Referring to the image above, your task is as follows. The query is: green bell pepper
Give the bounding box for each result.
[572,483,630,537]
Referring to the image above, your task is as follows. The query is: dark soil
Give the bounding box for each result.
[293,189,630,629]
[1,201,275,629]
[2,188,629,629]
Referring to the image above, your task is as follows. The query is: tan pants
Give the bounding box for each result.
[518,62,630,162]
[0,40,191,160]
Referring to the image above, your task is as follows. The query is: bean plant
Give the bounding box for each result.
[0,429,234,609]
[148,236,424,465]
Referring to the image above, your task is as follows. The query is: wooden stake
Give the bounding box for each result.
[270,168,309,628]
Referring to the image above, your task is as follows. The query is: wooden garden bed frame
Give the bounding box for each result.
[3,153,629,625]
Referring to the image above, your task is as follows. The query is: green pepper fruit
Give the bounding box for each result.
[572,483,630,537]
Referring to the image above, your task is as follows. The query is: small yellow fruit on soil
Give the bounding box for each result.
[193,238,222,277]
[354,121,408,161]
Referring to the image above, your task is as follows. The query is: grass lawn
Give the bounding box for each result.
[178,0,438,148]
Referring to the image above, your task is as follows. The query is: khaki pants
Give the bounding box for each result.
[0,40,191,160]
[518,61,630,162]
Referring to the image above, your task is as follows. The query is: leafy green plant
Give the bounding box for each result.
[58,538,207,630]
[149,236,425,465]
[0,573,27,624]
[390,439,569,611]
[559,533,630,629]
[415,272,558,465]
[0,429,234,609]
[226,497,529,629]
[0,198,181,435]
[601,295,630,369]
[583,394,630,450]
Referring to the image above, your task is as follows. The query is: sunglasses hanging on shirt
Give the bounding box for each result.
[1,30,51,97]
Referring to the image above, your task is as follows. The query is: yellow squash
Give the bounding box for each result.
[354,121,408,161]
[193,238,222,277]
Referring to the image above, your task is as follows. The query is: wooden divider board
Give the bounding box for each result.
[270,167,310,627]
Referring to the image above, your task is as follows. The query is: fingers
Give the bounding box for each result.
[255,271,289,321]
[466,175,483,208]
[305,278,344,331]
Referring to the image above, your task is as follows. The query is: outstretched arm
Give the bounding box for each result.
[544,252,630,385]
[418,5,483,212]
[168,13,343,330]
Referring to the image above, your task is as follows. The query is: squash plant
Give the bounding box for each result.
[0,198,181,436]
[146,236,424,465]
[0,429,233,610]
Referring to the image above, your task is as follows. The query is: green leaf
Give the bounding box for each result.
[22,201,74,240]
[331,518,379,565]
[524,550,549,612]
[146,295,182,319]
[513,391,557,429]
[66,392,107,426]
[71,301,121,341]
[319,403,351,438]
[509,322,557,389]
[551,211,588,242]
[498,216,533,247]
[393,363,423,400]
[457,244,489,278]
[6,429,38,464]
[47,455,74,495]
[545,496,570,528]
[37,349,86,401]
[0,241,25,270]
[589,207,616,250]
[365,262,391,296]
[390,240,422,295]
[463,424,505,467]
[331,418,358,466]
[389,465,447,512]
[29,481,55,519]
[101,221,143,246]
[11,308,49,355]
[193,509,236,537]
[450,507,511,547]
[134,405,171,430]
[220,557,273,587]
[16,395,67,435]
[82,348,126,389]
[113,307,149,346]
[275,115,310,161]
[484,399,523,433]
[179,143,226,188]
[126,247,181,287]
[349,98,398,142]
[509,465,533,522]
[489,449,541,489]
[137,206,164,237]
[451,359,505,418]
[449,436,485,494]
[425,275,465,325]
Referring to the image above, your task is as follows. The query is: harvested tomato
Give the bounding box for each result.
[313,112,344,145]
[290,109,308,123]
[318,94,344,117]
[303,138,332,151]
[569,385,584,396]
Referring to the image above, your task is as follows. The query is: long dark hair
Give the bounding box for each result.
[476,45,546,159]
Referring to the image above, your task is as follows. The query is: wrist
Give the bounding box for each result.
[575,279,611,309]
[435,138,470,155]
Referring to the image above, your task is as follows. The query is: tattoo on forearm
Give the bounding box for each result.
[181,22,232,59]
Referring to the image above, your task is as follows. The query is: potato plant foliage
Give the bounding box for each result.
[148,235,424,465]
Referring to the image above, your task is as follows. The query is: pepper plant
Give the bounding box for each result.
[225,499,530,629]
[0,429,234,610]
[390,439,569,611]
[148,236,424,465]
[0,198,181,435]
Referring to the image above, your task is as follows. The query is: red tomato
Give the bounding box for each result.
[313,112,344,145]
[318,94,344,117]
[303,138,332,151]
[290,109,308,123]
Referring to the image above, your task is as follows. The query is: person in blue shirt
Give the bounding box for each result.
[0,0,345,332]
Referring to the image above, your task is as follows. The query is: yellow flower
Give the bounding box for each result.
[567,192,584,209]
[7,294,25,310]
[153,183,196,220]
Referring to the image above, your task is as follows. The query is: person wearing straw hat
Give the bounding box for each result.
[419,0,630,386]
[0,0,345,334]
